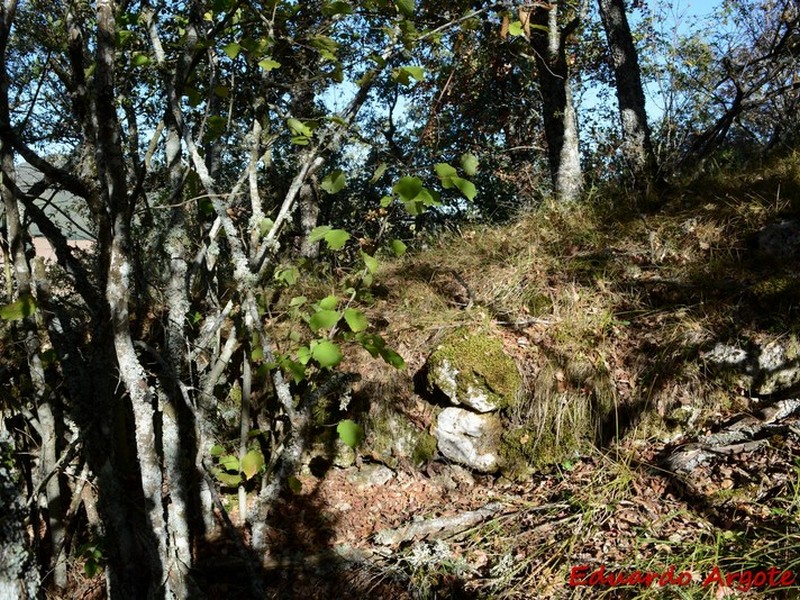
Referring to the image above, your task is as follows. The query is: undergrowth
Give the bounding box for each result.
[366,153,800,598]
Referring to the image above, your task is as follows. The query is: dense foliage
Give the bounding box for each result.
[0,0,797,597]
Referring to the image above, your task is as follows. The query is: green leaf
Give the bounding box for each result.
[393,176,423,201]
[356,333,405,368]
[283,359,306,383]
[116,30,133,46]
[223,42,241,59]
[210,444,226,457]
[198,197,214,215]
[258,58,281,71]
[289,295,307,307]
[218,454,239,472]
[216,471,242,487]
[275,266,299,285]
[318,295,338,310]
[453,177,477,201]
[361,251,378,273]
[508,20,525,36]
[337,419,365,448]
[460,153,479,176]
[290,136,310,145]
[287,118,313,137]
[310,35,338,61]
[321,170,346,194]
[323,0,353,16]
[435,163,457,189]
[309,309,341,331]
[241,449,265,480]
[393,65,424,85]
[390,239,407,257]
[297,345,312,365]
[324,229,350,250]
[380,347,406,369]
[204,115,227,142]
[355,332,385,357]
[251,346,264,361]
[131,52,151,67]
[311,340,343,368]
[309,225,332,243]
[287,475,303,494]
[0,295,36,320]
[311,226,350,250]
[344,308,368,332]
[370,162,387,183]
[416,187,439,206]
[394,0,414,18]
[84,556,101,579]
[403,199,424,216]
[379,195,393,208]
[435,162,457,180]
[260,217,274,235]
[213,85,230,98]
[184,87,202,107]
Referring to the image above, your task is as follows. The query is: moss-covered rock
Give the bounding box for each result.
[363,404,438,468]
[427,329,522,412]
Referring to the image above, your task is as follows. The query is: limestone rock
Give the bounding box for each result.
[433,407,502,473]
[704,337,800,395]
[347,464,395,490]
[364,405,438,468]
[426,330,522,413]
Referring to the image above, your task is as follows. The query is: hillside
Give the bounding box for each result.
[174,155,800,600]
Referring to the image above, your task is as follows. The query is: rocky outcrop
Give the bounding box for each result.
[704,336,800,396]
[364,406,438,468]
[425,329,521,472]
[433,408,502,473]
[427,330,521,412]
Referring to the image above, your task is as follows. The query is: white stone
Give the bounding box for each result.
[433,408,501,473]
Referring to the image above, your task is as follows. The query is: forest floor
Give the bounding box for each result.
[65,156,800,599]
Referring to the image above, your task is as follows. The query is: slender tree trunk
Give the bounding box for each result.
[97,2,194,596]
[529,2,583,202]
[598,0,658,188]
[298,179,320,258]
[0,431,41,599]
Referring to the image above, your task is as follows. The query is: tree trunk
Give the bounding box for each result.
[97,2,195,596]
[0,431,41,599]
[529,2,583,202]
[298,179,320,259]
[598,0,659,188]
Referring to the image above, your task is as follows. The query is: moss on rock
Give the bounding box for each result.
[427,328,522,412]
[364,404,438,468]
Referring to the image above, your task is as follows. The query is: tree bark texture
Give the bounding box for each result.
[598,0,658,187]
[0,432,41,600]
[529,2,583,202]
